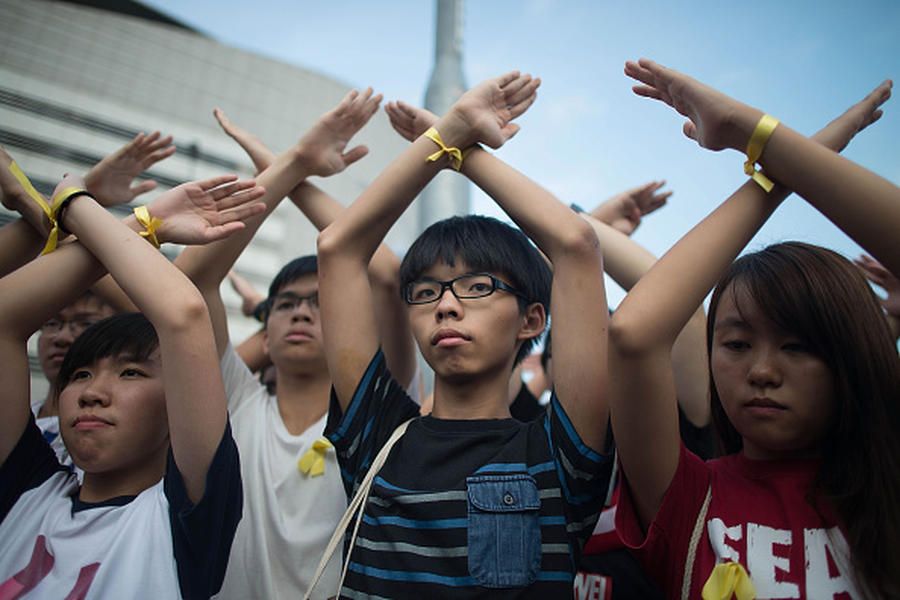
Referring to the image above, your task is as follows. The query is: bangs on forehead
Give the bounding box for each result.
[400,216,536,294]
[56,313,159,395]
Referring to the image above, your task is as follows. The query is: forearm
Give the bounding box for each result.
[176,149,310,289]
[581,213,656,289]
[462,148,596,260]
[90,275,138,313]
[318,135,443,264]
[0,219,43,278]
[611,181,786,351]
[759,124,900,275]
[64,199,205,331]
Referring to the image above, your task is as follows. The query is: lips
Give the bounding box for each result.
[431,328,471,348]
[285,330,314,342]
[744,397,788,416]
[72,414,113,430]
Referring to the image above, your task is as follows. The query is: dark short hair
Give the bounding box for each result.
[399,215,551,365]
[55,312,159,397]
[262,255,318,324]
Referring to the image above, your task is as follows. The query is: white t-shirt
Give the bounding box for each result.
[0,418,242,599]
[215,345,346,600]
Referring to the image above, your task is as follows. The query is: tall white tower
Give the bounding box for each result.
[420,0,469,231]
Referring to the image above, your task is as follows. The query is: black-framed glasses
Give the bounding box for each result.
[40,317,99,337]
[404,273,527,305]
[270,291,319,315]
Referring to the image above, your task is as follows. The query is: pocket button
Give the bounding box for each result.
[503,492,515,505]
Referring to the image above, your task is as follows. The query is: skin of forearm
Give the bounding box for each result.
[758,125,900,276]
[0,219,43,278]
[176,149,310,289]
[581,214,656,289]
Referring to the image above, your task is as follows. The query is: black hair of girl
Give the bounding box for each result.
[706,241,900,597]
[55,313,159,398]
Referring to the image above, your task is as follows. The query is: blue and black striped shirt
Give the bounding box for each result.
[326,351,612,598]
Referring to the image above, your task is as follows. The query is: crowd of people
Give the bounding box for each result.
[0,58,898,599]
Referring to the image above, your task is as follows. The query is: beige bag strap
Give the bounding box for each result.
[681,484,712,600]
[303,418,414,600]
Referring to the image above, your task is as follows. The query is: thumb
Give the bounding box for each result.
[341,145,369,167]
[129,180,157,198]
[683,121,698,141]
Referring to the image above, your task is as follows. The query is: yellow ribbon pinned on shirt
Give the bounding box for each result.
[133,205,162,248]
[743,114,779,193]
[298,437,333,477]
[423,127,464,171]
[701,561,756,600]
[9,162,74,255]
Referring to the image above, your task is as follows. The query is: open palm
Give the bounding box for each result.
[149,175,265,245]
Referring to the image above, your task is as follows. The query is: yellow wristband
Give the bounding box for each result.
[134,205,162,248]
[8,162,70,254]
[743,114,779,192]
[423,127,464,171]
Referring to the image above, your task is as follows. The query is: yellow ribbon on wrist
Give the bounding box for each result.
[133,205,162,248]
[423,127,464,171]
[298,437,333,477]
[743,114,779,193]
[701,561,756,600]
[8,162,75,255]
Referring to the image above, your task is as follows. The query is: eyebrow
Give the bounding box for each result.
[714,317,751,330]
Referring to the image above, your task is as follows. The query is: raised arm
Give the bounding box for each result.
[628,59,898,273]
[610,70,891,528]
[176,90,380,356]
[319,72,537,409]
[0,174,263,491]
[214,109,415,385]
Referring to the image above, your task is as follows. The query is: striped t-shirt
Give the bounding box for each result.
[325,350,612,598]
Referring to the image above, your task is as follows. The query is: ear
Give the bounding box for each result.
[516,302,546,342]
[262,328,270,357]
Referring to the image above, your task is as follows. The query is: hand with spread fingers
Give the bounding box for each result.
[443,71,541,149]
[591,180,672,236]
[295,88,383,177]
[84,131,176,206]
[145,175,265,245]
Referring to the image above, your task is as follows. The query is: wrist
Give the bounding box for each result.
[433,111,478,150]
[725,104,766,152]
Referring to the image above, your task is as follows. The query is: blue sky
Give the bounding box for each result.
[144,0,899,304]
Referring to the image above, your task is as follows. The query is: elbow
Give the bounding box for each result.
[162,288,210,334]
[609,309,656,358]
[559,218,601,259]
[316,225,343,263]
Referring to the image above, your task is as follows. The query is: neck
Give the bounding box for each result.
[431,368,512,420]
[79,451,166,503]
[276,366,332,435]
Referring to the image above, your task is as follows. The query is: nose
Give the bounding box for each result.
[747,348,782,388]
[434,287,462,322]
[290,298,316,323]
[77,375,112,408]
[53,325,76,346]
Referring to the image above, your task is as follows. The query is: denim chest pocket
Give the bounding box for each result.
[466,474,541,588]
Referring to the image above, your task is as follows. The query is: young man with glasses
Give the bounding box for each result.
[317,72,613,598]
